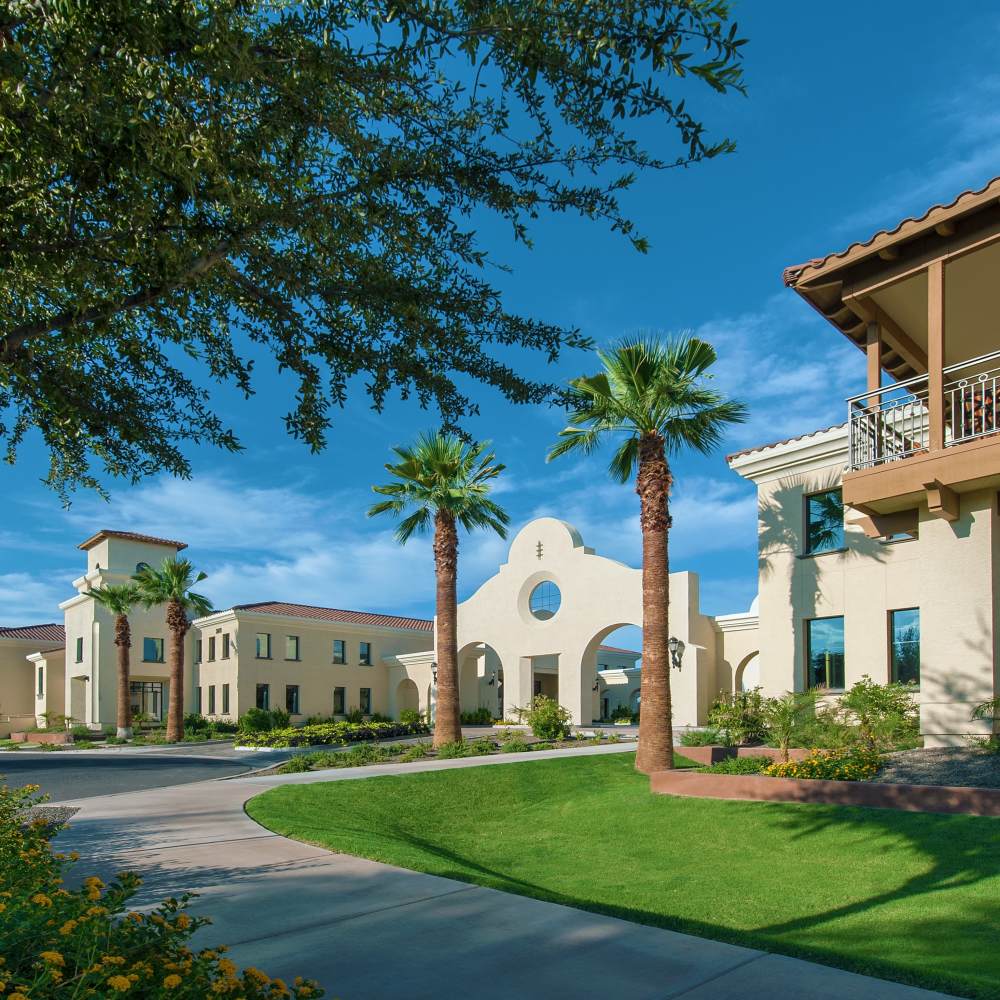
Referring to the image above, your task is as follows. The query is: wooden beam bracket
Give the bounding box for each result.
[924,480,959,522]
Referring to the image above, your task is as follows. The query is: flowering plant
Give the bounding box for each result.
[765,748,881,782]
[0,782,322,998]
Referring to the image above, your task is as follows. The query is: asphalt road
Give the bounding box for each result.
[0,753,259,802]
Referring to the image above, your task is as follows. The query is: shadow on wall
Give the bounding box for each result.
[757,472,888,689]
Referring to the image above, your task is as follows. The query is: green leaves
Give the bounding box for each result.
[1,0,745,498]
[548,333,747,480]
[368,429,509,544]
[133,556,213,618]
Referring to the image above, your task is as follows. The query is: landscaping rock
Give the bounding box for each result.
[879,748,1000,788]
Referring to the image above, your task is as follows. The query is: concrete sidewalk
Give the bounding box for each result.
[56,744,957,1000]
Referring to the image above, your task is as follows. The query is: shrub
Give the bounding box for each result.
[680,727,723,747]
[345,708,365,723]
[762,690,819,761]
[499,736,530,753]
[970,698,1000,752]
[708,688,768,746]
[609,705,637,724]
[399,709,422,725]
[0,782,322,998]
[835,677,920,752]
[278,754,312,773]
[766,748,882,782]
[69,724,92,739]
[526,695,571,740]
[237,708,290,734]
[238,720,430,748]
[460,707,494,725]
[435,740,470,759]
[701,755,773,775]
[399,743,429,762]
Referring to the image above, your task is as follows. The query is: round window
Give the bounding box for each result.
[529,580,561,621]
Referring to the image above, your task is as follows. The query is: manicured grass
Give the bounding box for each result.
[246,752,1000,999]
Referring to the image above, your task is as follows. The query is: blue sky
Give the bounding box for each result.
[4,3,1000,639]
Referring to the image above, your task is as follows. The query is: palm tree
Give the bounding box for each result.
[83,582,140,739]
[548,336,747,774]
[134,557,212,742]
[369,431,509,747]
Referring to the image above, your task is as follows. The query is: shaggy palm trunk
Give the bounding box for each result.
[433,510,462,746]
[165,600,189,743]
[634,432,675,774]
[114,613,133,739]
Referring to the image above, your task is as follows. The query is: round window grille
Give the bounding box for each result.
[529,580,561,621]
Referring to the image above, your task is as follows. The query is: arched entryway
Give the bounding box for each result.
[583,623,642,724]
[396,678,419,718]
[735,651,760,692]
[457,641,504,720]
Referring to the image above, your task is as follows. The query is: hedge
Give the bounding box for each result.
[236,720,430,748]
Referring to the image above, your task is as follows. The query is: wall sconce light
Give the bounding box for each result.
[668,637,685,670]
[431,662,438,684]
[592,679,600,692]
[487,671,496,686]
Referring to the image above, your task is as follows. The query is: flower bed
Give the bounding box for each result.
[236,719,430,748]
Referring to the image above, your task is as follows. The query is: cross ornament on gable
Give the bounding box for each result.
[536,541,543,560]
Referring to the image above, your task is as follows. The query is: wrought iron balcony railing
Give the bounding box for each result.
[847,349,1000,472]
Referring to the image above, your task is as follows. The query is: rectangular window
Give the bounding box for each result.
[286,684,300,714]
[806,616,845,690]
[332,639,346,665]
[285,635,300,661]
[333,686,345,715]
[208,636,216,662]
[197,686,202,713]
[195,638,203,663]
[143,637,164,663]
[359,641,372,666]
[598,663,608,671]
[37,666,44,697]
[75,636,84,663]
[805,488,844,554]
[255,633,271,659]
[222,683,230,714]
[359,687,371,714]
[890,608,920,686]
[256,683,270,710]
[208,685,216,714]
[222,633,231,659]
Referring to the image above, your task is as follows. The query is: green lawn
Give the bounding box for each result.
[246,752,1000,999]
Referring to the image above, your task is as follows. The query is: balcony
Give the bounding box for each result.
[844,349,1000,519]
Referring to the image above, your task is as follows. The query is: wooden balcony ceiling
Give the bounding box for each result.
[784,176,1000,381]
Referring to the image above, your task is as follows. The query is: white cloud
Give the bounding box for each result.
[0,572,71,626]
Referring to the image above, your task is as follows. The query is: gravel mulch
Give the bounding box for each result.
[878,748,1000,788]
[22,805,79,828]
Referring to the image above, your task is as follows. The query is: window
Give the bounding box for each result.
[75,636,84,663]
[195,639,203,663]
[196,686,202,713]
[806,617,845,690]
[36,666,44,697]
[208,636,216,662]
[208,685,216,714]
[529,580,561,620]
[805,489,844,554]
[890,609,920,686]
[286,684,300,714]
[222,683,230,714]
[285,635,300,661]
[255,633,271,659]
[359,641,372,666]
[332,639,346,664]
[256,683,270,710]
[222,633,231,658]
[598,662,608,671]
[136,561,150,573]
[333,686,345,715]
[359,687,371,714]
[143,637,164,662]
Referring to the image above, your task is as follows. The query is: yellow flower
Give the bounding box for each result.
[174,913,192,931]
[107,975,132,991]
[31,893,52,907]
[60,919,78,935]
[163,974,182,989]
[218,959,237,977]
[244,967,270,985]
[102,955,126,966]
[40,950,65,966]
[11,993,28,1000]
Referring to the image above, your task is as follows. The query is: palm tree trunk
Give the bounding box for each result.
[635,432,675,774]
[433,510,462,746]
[114,613,133,739]
[165,600,188,742]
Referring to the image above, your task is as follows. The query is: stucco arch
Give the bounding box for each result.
[396,678,419,715]
[453,517,716,725]
[735,651,760,692]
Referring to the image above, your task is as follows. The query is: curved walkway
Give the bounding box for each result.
[55,744,956,1000]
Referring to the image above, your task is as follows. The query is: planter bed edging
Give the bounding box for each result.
[677,745,811,765]
[11,731,73,745]
[650,768,1000,817]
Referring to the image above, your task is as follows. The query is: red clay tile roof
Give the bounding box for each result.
[597,644,640,657]
[726,423,846,463]
[0,623,66,643]
[78,529,187,552]
[233,601,433,631]
[783,175,1000,286]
